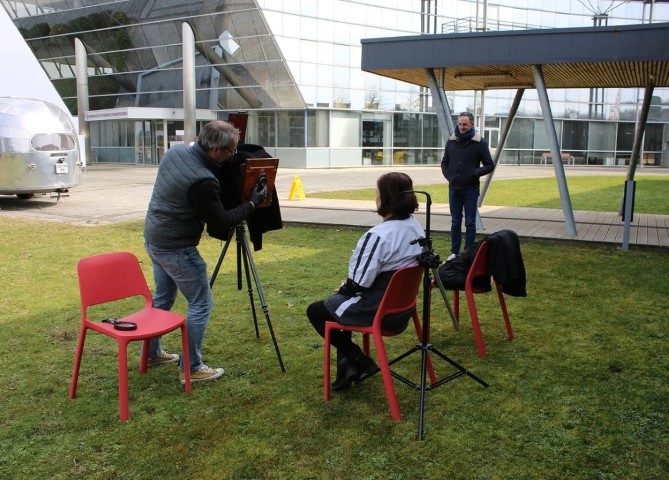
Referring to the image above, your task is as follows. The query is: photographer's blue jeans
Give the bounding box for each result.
[449,187,479,255]
[145,242,213,372]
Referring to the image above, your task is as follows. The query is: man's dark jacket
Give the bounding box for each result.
[485,229,527,297]
[441,132,494,189]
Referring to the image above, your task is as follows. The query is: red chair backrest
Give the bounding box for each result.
[77,252,152,309]
[466,240,491,287]
[467,240,490,282]
[373,265,423,325]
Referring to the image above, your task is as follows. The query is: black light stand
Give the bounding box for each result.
[392,190,488,440]
[209,222,285,372]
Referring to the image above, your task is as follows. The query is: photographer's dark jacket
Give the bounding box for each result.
[144,143,253,249]
[441,131,494,190]
[216,143,283,251]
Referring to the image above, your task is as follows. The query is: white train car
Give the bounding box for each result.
[0,97,82,199]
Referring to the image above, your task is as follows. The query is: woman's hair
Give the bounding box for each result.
[376,172,419,217]
[197,120,240,151]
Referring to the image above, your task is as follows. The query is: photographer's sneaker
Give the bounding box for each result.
[180,364,225,384]
[147,350,180,367]
[446,253,457,262]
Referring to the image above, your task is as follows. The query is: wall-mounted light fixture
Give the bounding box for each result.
[484,83,534,89]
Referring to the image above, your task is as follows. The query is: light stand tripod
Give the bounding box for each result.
[391,190,488,440]
[209,222,285,372]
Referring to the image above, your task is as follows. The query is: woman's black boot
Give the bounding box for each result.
[331,352,360,391]
[350,351,379,379]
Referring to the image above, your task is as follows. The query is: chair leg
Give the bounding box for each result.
[323,325,332,401]
[180,324,191,393]
[118,341,130,421]
[69,326,87,399]
[372,334,401,421]
[495,282,514,341]
[362,333,370,355]
[411,313,437,385]
[139,339,150,373]
[466,289,487,358]
[453,290,460,321]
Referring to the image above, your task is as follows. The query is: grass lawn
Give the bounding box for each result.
[0,218,667,479]
[309,175,669,215]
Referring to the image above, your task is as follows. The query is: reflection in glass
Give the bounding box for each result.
[588,122,616,151]
[562,121,588,150]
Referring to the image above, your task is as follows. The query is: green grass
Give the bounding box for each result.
[1,219,668,479]
[310,175,669,215]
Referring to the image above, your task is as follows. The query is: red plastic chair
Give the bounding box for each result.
[323,265,437,421]
[69,252,191,421]
[452,241,514,357]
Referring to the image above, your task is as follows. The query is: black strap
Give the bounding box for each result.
[102,318,137,331]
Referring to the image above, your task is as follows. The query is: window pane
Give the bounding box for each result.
[588,122,616,151]
[616,123,635,151]
[533,120,562,150]
[562,121,588,150]
[505,118,534,149]
[277,111,304,147]
[644,124,664,151]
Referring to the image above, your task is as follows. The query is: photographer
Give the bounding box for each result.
[143,120,267,384]
[307,172,423,391]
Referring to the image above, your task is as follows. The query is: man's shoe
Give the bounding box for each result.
[147,350,180,367]
[180,364,225,384]
[446,253,457,262]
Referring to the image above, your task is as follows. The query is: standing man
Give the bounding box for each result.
[144,120,267,384]
[441,112,494,260]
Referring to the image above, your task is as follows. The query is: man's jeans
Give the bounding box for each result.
[449,187,479,255]
[145,242,213,372]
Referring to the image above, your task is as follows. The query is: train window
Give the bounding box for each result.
[31,133,76,152]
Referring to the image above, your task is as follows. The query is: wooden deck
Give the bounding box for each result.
[280,199,669,249]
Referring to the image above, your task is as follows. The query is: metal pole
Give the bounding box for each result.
[74,38,91,164]
[622,180,635,251]
[182,22,197,143]
[479,88,524,206]
[533,64,577,236]
[426,68,454,142]
[626,82,655,183]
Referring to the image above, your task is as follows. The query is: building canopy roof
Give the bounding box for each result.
[361,22,669,91]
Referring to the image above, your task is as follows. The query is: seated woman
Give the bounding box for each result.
[307,172,424,390]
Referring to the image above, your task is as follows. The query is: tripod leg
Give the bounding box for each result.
[209,230,234,288]
[239,227,286,372]
[417,342,430,441]
[239,234,261,339]
[428,347,489,388]
[431,267,459,330]
[236,232,244,290]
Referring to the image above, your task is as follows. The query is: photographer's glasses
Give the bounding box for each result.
[223,146,237,155]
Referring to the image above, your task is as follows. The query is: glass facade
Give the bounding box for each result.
[3,0,668,168]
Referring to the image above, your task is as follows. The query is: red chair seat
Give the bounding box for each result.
[69,252,191,421]
[434,240,514,357]
[323,265,436,421]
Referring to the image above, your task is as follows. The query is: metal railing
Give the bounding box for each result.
[441,17,543,34]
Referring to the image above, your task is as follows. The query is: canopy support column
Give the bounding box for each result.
[479,88,524,206]
[621,80,655,250]
[533,64,577,236]
[426,68,454,142]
